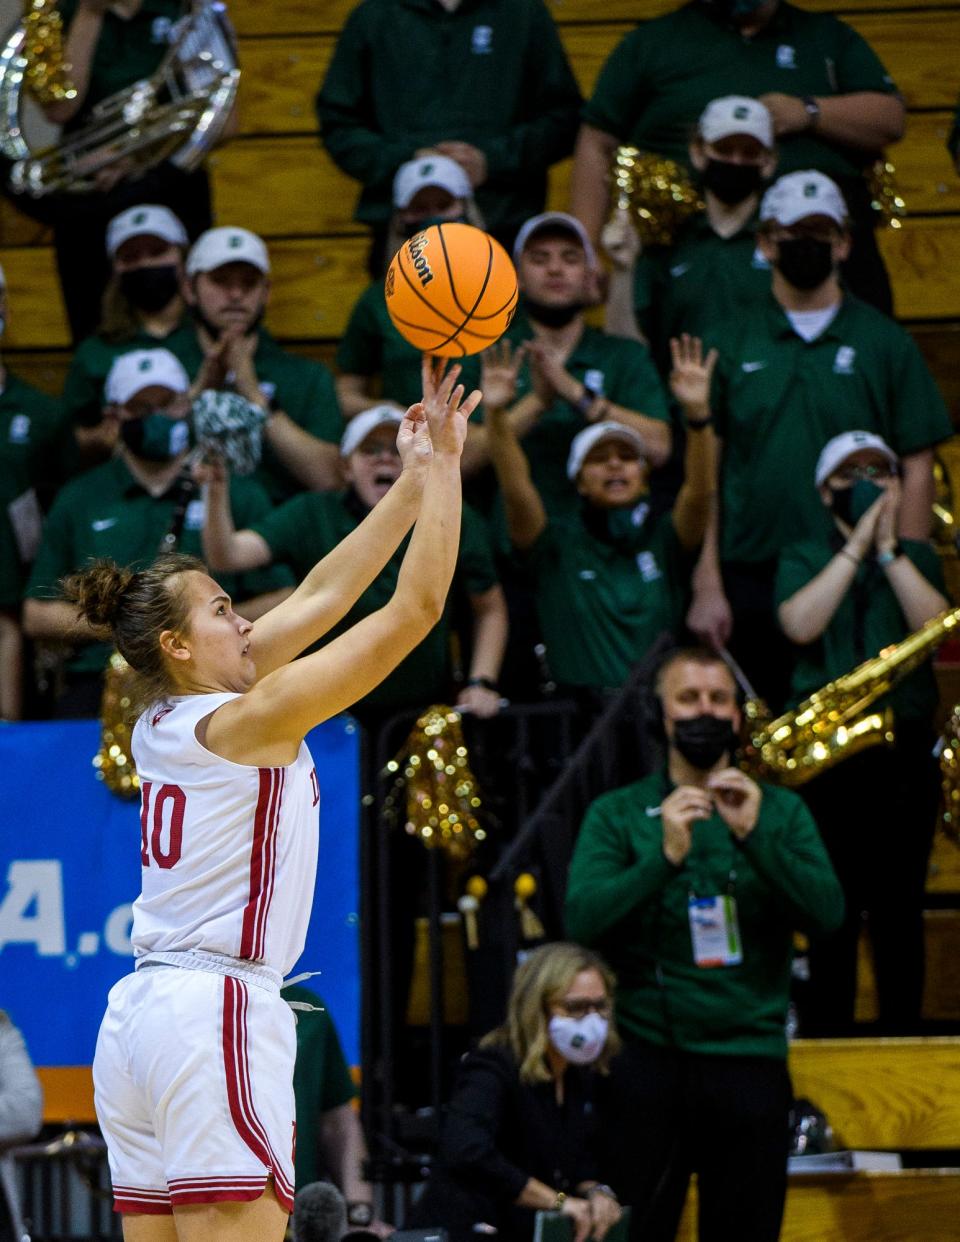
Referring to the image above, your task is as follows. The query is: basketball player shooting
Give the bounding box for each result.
[66,359,479,1242]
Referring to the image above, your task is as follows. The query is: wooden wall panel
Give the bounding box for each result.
[880,217,960,320]
[788,1037,960,1149]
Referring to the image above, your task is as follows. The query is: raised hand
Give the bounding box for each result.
[601,207,641,271]
[396,400,432,476]
[874,477,902,554]
[843,490,885,557]
[481,339,525,413]
[687,586,733,650]
[421,356,482,457]
[669,334,718,420]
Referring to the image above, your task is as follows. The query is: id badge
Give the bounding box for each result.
[688,894,743,968]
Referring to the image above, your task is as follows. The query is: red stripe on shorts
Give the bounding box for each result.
[253,768,285,958]
[112,1184,173,1215]
[240,768,281,959]
[221,976,294,1213]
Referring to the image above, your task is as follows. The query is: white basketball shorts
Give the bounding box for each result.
[93,963,296,1214]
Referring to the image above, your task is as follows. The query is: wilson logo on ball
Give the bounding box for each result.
[407,231,435,287]
[385,222,518,358]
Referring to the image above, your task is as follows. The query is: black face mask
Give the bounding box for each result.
[701,159,765,206]
[119,265,181,313]
[672,713,739,770]
[828,477,885,527]
[776,237,835,291]
[523,296,585,329]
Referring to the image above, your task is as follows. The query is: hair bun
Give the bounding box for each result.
[62,560,137,630]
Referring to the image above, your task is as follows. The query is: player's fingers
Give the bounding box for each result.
[437,363,463,405]
[460,389,483,420]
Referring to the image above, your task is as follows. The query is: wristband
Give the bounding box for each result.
[802,95,821,130]
[467,675,498,692]
[839,547,861,567]
[684,414,712,430]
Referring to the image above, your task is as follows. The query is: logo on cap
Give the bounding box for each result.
[420,162,433,176]
[734,105,749,119]
[133,210,147,225]
[229,234,243,249]
[139,358,152,372]
[804,183,818,198]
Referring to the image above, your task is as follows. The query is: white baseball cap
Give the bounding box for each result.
[761,170,848,228]
[513,212,598,270]
[815,430,899,487]
[340,405,403,458]
[699,95,774,150]
[105,348,190,406]
[566,422,646,480]
[186,227,270,276]
[393,155,472,209]
[106,204,188,258]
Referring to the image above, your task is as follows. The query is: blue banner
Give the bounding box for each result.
[0,717,361,1066]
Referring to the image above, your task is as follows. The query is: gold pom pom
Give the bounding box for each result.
[382,706,484,859]
[866,158,906,230]
[22,0,77,107]
[93,651,140,799]
[609,147,703,248]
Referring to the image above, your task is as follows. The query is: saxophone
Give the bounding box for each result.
[744,606,960,787]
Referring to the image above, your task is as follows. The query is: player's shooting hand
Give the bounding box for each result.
[661,785,713,865]
[397,400,432,478]
[707,768,761,840]
[481,339,525,414]
[420,356,481,457]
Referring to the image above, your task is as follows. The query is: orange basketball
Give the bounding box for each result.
[385,222,519,357]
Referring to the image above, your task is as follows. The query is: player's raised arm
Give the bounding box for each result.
[241,373,444,678]
[205,360,480,764]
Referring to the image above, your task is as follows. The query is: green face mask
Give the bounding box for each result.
[829,477,885,526]
[121,412,192,461]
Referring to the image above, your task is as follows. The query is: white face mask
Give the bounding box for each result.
[548,1012,609,1065]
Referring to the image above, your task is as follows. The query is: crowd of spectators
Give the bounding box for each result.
[1,0,957,1237]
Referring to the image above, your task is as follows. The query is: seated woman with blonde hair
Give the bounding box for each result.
[410,942,623,1242]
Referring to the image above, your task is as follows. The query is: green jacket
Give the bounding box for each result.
[566,769,843,1058]
[316,0,581,231]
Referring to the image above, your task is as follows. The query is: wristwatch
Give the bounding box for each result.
[876,542,902,567]
[801,95,821,130]
[347,1202,374,1227]
[574,377,604,417]
[467,675,498,692]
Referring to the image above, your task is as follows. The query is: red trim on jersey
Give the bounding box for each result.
[221,977,295,1213]
[240,768,284,960]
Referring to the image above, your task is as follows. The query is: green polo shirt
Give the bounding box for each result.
[585,0,898,202]
[775,535,943,725]
[566,768,844,1058]
[63,320,197,430]
[633,211,772,375]
[315,0,582,231]
[493,313,671,524]
[57,0,182,131]
[251,490,499,713]
[0,374,62,607]
[287,986,357,1192]
[26,455,292,677]
[708,294,952,565]
[336,282,482,409]
[175,327,344,504]
[527,505,685,691]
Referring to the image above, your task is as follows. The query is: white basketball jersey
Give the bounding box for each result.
[129,692,320,976]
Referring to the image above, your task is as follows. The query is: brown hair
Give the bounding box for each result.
[62,554,205,714]
[481,942,620,1083]
[654,645,736,696]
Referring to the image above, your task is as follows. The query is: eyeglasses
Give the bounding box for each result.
[356,442,400,459]
[834,463,898,483]
[553,997,612,1020]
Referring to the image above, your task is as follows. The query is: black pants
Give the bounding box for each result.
[799,726,939,1035]
[721,559,795,714]
[601,1042,791,1242]
[13,161,213,343]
